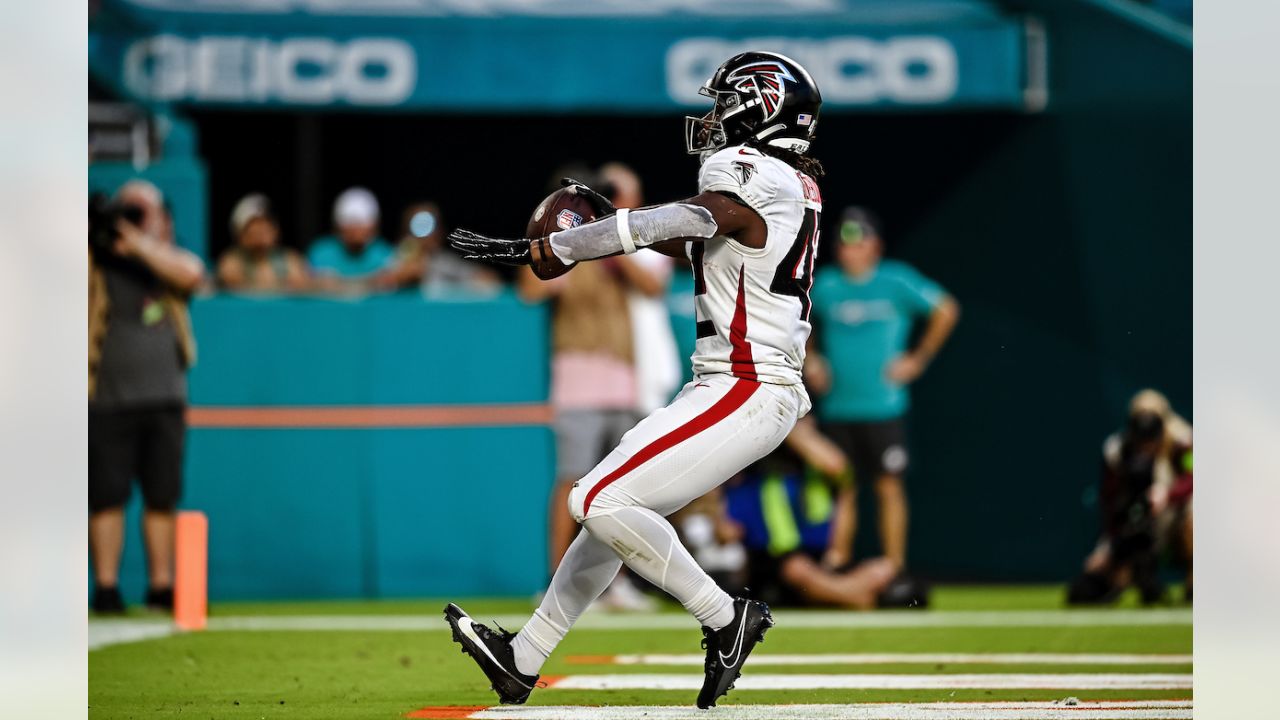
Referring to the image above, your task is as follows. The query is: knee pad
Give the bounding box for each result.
[581,512,640,563]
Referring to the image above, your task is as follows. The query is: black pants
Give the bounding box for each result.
[822,417,909,483]
[88,404,185,512]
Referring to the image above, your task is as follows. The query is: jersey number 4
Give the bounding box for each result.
[770,208,821,320]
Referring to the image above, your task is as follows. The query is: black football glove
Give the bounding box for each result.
[448,229,532,266]
[560,177,617,217]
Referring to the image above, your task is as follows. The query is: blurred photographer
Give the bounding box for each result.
[88,180,205,613]
[1068,389,1193,605]
[394,201,501,294]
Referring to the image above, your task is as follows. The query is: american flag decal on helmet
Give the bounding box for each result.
[726,62,796,123]
[797,113,813,126]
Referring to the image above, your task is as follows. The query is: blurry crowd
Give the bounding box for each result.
[215,186,500,297]
[89,168,1191,614]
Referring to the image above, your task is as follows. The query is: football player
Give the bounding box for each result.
[445,51,824,709]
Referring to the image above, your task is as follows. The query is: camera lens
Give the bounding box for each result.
[409,211,437,238]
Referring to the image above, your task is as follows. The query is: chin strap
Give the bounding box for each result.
[765,137,811,154]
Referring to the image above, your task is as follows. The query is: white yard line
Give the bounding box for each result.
[412,700,1194,720]
[87,620,176,650]
[545,673,1193,690]
[599,653,1192,666]
[201,608,1191,632]
[88,608,1192,651]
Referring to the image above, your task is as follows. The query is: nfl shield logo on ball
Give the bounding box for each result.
[557,208,584,229]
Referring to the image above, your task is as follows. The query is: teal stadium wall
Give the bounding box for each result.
[887,0,1191,580]
[111,294,555,600]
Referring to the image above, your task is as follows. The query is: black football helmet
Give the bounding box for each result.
[685,51,822,158]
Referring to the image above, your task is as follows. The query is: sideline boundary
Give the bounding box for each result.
[571,652,1193,666]
[544,673,1193,690]
[407,700,1194,719]
[88,608,1193,651]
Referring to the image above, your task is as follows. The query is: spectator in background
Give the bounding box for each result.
[1068,389,1193,605]
[308,187,398,292]
[395,201,501,294]
[599,162,682,414]
[808,207,959,574]
[89,180,205,613]
[521,168,667,611]
[720,418,899,609]
[216,193,309,292]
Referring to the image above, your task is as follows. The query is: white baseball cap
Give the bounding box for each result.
[230,193,273,237]
[333,187,380,227]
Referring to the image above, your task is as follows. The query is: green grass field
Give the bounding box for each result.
[89,586,1192,719]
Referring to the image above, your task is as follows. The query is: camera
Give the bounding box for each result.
[89,192,145,254]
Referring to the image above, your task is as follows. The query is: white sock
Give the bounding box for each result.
[511,531,622,676]
[583,505,736,630]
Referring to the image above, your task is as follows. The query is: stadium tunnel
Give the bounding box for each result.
[89,0,1190,597]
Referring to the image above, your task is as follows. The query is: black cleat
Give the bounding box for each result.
[443,603,539,705]
[696,597,774,708]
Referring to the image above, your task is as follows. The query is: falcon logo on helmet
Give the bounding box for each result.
[685,51,823,158]
[725,62,795,123]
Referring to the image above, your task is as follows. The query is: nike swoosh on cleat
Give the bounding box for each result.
[456,617,532,689]
[717,612,749,668]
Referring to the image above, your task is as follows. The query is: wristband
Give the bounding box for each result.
[615,209,638,255]
[549,202,715,262]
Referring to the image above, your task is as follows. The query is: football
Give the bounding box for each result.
[525,187,597,280]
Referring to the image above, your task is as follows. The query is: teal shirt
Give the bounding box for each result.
[307,235,396,279]
[811,260,945,421]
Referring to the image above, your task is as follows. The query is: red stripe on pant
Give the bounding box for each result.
[729,267,757,381]
[581,378,761,518]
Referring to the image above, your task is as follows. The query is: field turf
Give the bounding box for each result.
[88,586,1191,719]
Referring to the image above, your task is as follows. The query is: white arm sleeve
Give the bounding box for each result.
[548,203,716,264]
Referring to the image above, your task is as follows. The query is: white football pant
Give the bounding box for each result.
[510,374,808,675]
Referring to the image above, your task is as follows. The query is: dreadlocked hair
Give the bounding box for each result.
[753,142,825,179]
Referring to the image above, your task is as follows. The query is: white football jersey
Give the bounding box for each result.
[687,145,823,386]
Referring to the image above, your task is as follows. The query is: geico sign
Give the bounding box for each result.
[667,37,958,105]
[124,35,416,105]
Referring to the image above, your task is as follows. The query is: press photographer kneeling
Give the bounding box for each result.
[1068,389,1193,605]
